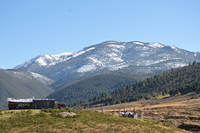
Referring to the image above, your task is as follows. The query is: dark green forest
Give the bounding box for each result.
[76,61,200,107]
[47,73,137,105]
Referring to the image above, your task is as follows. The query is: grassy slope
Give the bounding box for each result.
[0,108,187,133]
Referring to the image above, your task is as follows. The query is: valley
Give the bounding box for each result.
[1,41,200,110]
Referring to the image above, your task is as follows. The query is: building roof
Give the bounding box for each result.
[7,98,33,103]
[7,98,55,103]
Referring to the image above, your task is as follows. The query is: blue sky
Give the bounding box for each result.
[1,0,200,69]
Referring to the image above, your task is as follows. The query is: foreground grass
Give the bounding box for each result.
[0,108,187,133]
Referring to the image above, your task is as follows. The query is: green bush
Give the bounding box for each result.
[36,112,48,118]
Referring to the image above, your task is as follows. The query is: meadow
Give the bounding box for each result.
[0,108,187,133]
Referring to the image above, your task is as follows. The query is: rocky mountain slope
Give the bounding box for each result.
[14,41,200,90]
[0,69,54,109]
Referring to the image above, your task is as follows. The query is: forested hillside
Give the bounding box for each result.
[47,73,137,105]
[81,61,200,107]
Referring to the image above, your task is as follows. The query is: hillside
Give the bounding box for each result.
[47,73,137,105]
[84,61,200,107]
[0,108,187,133]
[0,69,54,109]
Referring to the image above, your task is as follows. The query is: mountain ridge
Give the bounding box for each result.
[15,41,199,72]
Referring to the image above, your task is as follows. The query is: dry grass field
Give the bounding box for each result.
[89,93,200,132]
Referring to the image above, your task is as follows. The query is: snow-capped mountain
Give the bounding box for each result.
[15,41,200,88]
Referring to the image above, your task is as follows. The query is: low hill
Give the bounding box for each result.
[85,61,200,107]
[47,73,137,105]
[0,69,54,109]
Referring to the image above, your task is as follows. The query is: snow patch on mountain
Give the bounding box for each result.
[108,63,129,71]
[166,62,188,68]
[107,53,123,62]
[87,57,104,67]
[133,42,144,45]
[30,72,55,85]
[135,45,149,51]
[73,47,95,58]
[108,44,125,49]
[37,56,48,66]
[112,49,121,53]
[169,45,181,53]
[140,51,155,57]
[77,64,96,73]
[149,43,164,48]
[169,45,177,49]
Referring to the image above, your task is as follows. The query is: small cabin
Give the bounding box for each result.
[7,98,55,110]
